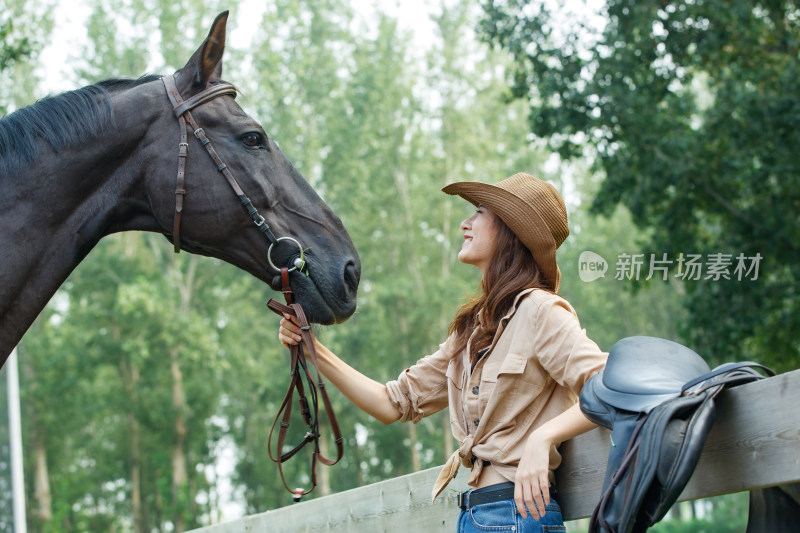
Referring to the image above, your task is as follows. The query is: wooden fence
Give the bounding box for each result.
[189,368,800,532]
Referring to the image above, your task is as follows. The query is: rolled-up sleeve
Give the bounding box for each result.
[385,339,453,423]
[533,297,608,395]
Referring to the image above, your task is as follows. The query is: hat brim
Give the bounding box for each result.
[443,181,561,291]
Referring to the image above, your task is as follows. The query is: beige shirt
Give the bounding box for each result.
[385,288,608,500]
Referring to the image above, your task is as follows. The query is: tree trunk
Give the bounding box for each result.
[119,354,144,533]
[441,412,454,457]
[129,412,143,533]
[439,160,455,459]
[408,422,421,472]
[171,350,188,532]
[354,438,365,487]
[26,359,52,526]
[397,314,422,473]
[317,420,332,496]
[170,254,197,532]
[33,428,52,524]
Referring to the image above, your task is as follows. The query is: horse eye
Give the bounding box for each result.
[241,133,263,147]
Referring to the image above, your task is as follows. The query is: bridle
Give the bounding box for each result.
[161,75,343,499]
[161,74,306,272]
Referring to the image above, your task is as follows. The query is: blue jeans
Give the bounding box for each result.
[457,495,566,532]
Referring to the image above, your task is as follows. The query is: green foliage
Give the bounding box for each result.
[0,19,32,73]
[20,235,228,531]
[0,0,56,114]
[650,494,749,532]
[558,167,687,350]
[479,0,800,371]
[78,0,229,80]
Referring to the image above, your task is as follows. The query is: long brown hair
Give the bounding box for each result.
[448,217,552,363]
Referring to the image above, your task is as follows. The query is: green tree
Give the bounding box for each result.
[558,165,687,351]
[650,494,749,532]
[79,0,228,80]
[0,0,55,113]
[479,0,800,370]
[0,18,32,73]
[21,234,229,532]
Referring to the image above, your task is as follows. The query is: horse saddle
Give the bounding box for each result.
[580,336,773,532]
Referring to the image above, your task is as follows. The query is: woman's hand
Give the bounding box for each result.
[278,313,305,348]
[512,403,597,519]
[276,313,402,425]
[513,432,552,519]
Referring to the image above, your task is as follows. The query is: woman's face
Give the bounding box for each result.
[458,205,500,275]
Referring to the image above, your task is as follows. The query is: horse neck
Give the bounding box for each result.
[0,90,164,362]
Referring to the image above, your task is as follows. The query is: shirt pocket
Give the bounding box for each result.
[482,351,528,383]
[479,352,528,412]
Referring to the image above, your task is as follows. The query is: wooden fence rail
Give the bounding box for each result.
[190,369,800,532]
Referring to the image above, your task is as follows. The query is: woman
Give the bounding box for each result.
[279,173,607,532]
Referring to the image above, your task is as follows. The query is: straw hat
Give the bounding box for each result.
[442,172,569,292]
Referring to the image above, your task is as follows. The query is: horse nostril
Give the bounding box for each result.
[344,260,360,293]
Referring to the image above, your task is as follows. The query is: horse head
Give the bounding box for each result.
[0,11,359,362]
[134,11,360,324]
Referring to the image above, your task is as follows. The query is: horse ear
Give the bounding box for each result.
[179,11,228,92]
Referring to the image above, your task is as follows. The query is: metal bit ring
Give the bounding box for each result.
[267,236,305,273]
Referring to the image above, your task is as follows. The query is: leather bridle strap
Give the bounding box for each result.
[161,75,281,253]
[266,273,344,499]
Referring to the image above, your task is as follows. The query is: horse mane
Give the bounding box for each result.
[0,74,162,175]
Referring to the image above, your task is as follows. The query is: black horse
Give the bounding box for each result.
[0,11,360,365]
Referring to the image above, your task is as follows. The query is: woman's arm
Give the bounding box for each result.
[279,315,402,425]
[514,403,597,518]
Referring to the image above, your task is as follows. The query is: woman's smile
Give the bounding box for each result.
[458,205,499,274]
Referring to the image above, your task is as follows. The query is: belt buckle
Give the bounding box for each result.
[457,491,468,510]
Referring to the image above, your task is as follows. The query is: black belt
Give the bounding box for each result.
[458,482,515,510]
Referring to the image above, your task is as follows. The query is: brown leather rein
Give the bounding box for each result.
[161,75,343,500]
[267,273,344,500]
